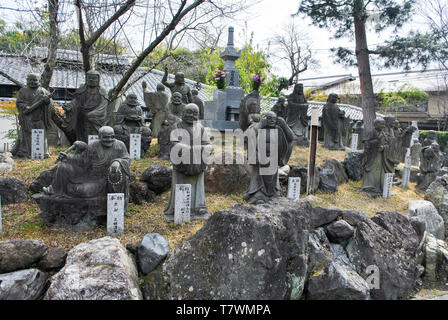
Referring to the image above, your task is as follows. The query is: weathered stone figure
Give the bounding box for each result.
[239,90,261,131]
[322,93,345,151]
[62,70,109,143]
[352,120,364,150]
[143,82,169,138]
[191,89,204,120]
[271,96,287,119]
[361,119,391,197]
[158,113,181,160]
[43,126,131,199]
[162,67,192,104]
[411,138,422,167]
[164,104,212,222]
[286,83,309,146]
[423,130,438,147]
[168,92,186,119]
[12,73,52,158]
[418,142,444,191]
[243,111,294,204]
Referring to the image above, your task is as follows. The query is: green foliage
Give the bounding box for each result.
[420,130,448,152]
[305,89,328,102]
[377,84,428,108]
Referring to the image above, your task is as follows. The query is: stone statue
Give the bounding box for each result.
[322,93,345,151]
[164,103,212,222]
[352,120,364,150]
[286,83,309,146]
[418,142,443,190]
[43,126,132,199]
[113,93,151,155]
[243,111,294,204]
[271,96,287,119]
[411,139,422,167]
[361,119,392,197]
[61,70,109,143]
[383,116,395,139]
[238,90,261,131]
[12,73,53,159]
[162,67,192,104]
[143,82,169,138]
[423,130,438,147]
[158,113,181,160]
[191,89,204,120]
[168,92,186,119]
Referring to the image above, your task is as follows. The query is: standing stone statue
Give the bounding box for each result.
[322,93,345,151]
[158,113,181,161]
[286,83,309,146]
[191,89,204,120]
[12,73,53,158]
[61,70,109,143]
[361,119,392,197]
[383,116,395,139]
[113,93,151,155]
[352,120,364,150]
[271,96,287,119]
[239,90,261,131]
[169,92,186,119]
[411,139,422,167]
[243,111,294,204]
[162,67,192,104]
[164,104,212,222]
[143,82,169,138]
[418,142,444,191]
[423,130,438,147]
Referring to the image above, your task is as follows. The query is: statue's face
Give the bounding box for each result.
[27,75,39,89]
[248,99,259,111]
[375,120,385,132]
[263,112,277,129]
[99,130,115,148]
[294,84,304,95]
[183,105,199,124]
[172,93,182,105]
[86,74,100,88]
[385,117,395,127]
[127,95,138,106]
[329,94,338,104]
[175,73,185,84]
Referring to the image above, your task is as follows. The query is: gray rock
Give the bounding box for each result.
[29,168,55,194]
[423,234,448,287]
[0,177,28,205]
[343,150,364,181]
[138,233,170,274]
[0,269,47,300]
[0,240,47,273]
[426,174,448,238]
[37,248,67,271]
[318,167,338,193]
[306,229,370,300]
[323,159,348,185]
[311,207,342,228]
[0,153,14,173]
[129,181,156,205]
[408,200,444,240]
[144,198,311,300]
[346,211,420,299]
[326,220,354,244]
[410,216,426,240]
[141,164,172,194]
[44,237,142,300]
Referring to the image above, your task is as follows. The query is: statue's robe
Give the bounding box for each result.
[244,122,293,204]
[51,139,131,199]
[143,90,169,138]
[169,102,186,119]
[418,146,443,190]
[286,92,308,141]
[192,96,205,120]
[13,86,52,158]
[63,85,109,143]
[116,103,145,129]
[164,121,211,220]
[322,102,344,150]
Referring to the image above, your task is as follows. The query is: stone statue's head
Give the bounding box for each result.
[191,89,198,96]
[427,130,437,140]
[431,142,440,152]
[278,96,286,104]
[249,113,261,125]
[156,83,165,92]
[175,72,185,85]
[126,93,138,106]
[86,70,100,88]
[98,126,115,148]
[26,73,40,89]
[262,111,277,129]
[171,92,183,105]
[393,120,400,129]
[182,103,199,125]
[247,97,260,113]
[293,83,304,95]
[374,119,385,132]
[384,116,396,128]
[328,93,338,104]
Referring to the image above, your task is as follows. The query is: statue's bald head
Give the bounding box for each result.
[182,103,199,124]
[26,73,39,88]
[172,92,183,104]
[263,111,277,128]
[98,126,115,148]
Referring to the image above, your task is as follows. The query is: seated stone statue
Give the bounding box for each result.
[322,93,345,151]
[243,111,294,204]
[113,93,151,155]
[418,142,443,191]
[164,104,212,222]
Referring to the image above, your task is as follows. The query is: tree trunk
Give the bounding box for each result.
[40,0,59,90]
[353,0,376,139]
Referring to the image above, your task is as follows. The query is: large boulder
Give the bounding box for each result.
[345,211,420,299]
[0,269,47,300]
[144,198,311,300]
[318,167,338,193]
[204,152,250,194]
[29,168,55,194]
[44,237,142,300]
[323,159,348,185]
[129,181,156,205]
[37,247,67,272]
[326,220,354,245]
[343,150,363,181]
[425,174,448,238]
[408,200,444,240]
[0,240,47,273]
[137,233,170,275]
[311,207,342,229]
[423,233,448,287]
[0,177,28,205]
[306,228,370,300]
[141,164,172,194]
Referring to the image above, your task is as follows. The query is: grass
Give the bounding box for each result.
[0,140,425,251]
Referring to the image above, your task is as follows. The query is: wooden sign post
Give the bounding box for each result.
[307,107,319,195]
